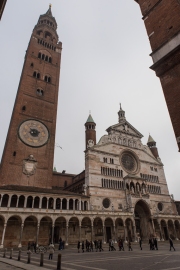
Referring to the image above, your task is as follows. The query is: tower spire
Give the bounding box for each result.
[147,134,159,159]
[118,103,126,123]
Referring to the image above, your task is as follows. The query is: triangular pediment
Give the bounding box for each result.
[106,120,143,139]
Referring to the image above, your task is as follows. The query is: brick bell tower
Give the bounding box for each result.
[0,5,62,188]
[135,0,180,151]
[85,114,96,149]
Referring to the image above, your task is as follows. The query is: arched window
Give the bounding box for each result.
[49,57,52,63]
[45,55,48,61]
[13,151,16,157]
[38,52,41,58]
[48,77,51,83]
[42,54,45,60]
[37,89,44,96]
[22,106,26,111]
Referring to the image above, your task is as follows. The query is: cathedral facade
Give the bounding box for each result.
[0,7,180,248]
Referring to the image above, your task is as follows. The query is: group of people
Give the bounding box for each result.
[58,237,65,250]
[27,241,37,253]
[77,239,104,252]
[77,236,177,253]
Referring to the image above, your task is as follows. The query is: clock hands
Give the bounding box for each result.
[29,128,40,137]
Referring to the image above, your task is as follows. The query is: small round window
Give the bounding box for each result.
[103,198,110,209]
[158,202,163,211]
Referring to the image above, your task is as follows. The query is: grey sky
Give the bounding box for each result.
[0,0,179,199]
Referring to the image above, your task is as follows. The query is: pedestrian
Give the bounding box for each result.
[109,239,111,251]
[58,238,62,250]
[90,241,94,252]
[82,241,85,253]
[169,237,175,251]
[153,237,158,250]
[94,240,97,250]
[48,243,55,260]
[33,242,37,253]
[99,239,104,251]
[111,240,116,251]
[128,240,132,251]
[139,237,142,250]
[77,241,80,253]
[149,238,153,250]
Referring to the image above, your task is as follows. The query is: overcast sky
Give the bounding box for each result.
[0,0,179,199]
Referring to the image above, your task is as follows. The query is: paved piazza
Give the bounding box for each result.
[0,242,180,270]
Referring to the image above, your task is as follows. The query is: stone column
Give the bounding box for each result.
[51,224,55,244]
[91,225,93,242]
[60,199,62,210]
[32,197,35,209]
[173,223,179,240]
[79,225,81,242]
[103,225,106,244]
[79,199,81,211]
[67,199,69,210]
[36,223,40,247]
[82,201,84,211]
[73,199,75,211]
[124,225,127,242]
[16,196,19,208]
[133,225,137,242]
[39,197,42,209]
[0,223,7,248]
[0,194,4,207]
[113,225,117,243]
[65,225,69,245]
[166,222,170,239]
[46,198,49,209]
[151,219,155,236]
[158,222,164,241]
[24,196,27,208]
[18,223,24,248]
[7,195,12,208]
[53,199,56,210]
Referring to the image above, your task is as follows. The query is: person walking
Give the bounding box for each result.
[153,237,158,250]
[169,237,175,251]
[82,241,85,253]
[48,243,55,260]
[77,241,80,253]
[139,237,142,250]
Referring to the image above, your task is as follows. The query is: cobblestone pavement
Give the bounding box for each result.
[0,242,180,270]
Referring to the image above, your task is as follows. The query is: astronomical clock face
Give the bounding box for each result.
[18,120,49,147]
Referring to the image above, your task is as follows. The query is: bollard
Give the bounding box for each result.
[40,252,44,267]
[57,253,61,270]
[10,248,13,259]
[27,251,31,264]
[3,248,7,258]
[18,249,21,261]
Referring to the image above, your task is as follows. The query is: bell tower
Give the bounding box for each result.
[85,114,96,149]
[0,6,62,188]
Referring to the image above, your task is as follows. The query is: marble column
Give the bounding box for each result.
[16,196,19,208]
[166,222,170,239]
[124,225,127,242]
[91,225,93,242]
[36,223,40,247]
[67,199,69,210]
[39,197,42,209]
[0,194,4,207]
[73,199,75,211]
[18,223,24,248]
[151,219,155,236]
[0,223,7,248]
[103,225,106,244]
[133,225,137,242]
[79,225,81,242]
[79,200,81,211]
[113,225,117,243]
[158,222,164,241]
[46,198,49,209]
[7,196,12,208]
[173,223,179,240]
[24,196,27,208]
[60,199,62,210]
[65,225,69,245]
[32,197,35,209]
[51,224,55,244]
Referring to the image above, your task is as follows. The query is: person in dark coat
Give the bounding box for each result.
[82,241,85,253]
[153,237,158,250]
[169,237,175,251]
[77,241,80,253]
[139,237,142,250]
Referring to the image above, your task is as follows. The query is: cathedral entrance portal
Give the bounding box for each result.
[134,200,152,240]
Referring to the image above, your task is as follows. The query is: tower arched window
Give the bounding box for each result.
[42,54,45,60]
[37,89,44,96]
[38,52,41,59]
[45,55,48,61]
[49,57,52,63]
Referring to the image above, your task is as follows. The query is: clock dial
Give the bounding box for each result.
[18,120,49,147]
